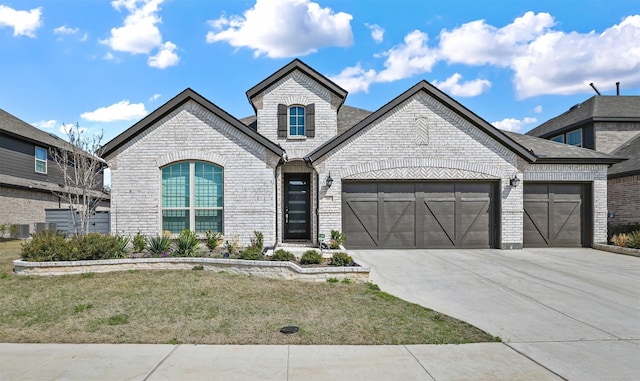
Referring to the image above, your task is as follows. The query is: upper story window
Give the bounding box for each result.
[35,147,47,174]
[288,106,305,137]
[278,103,315,138]
[549,128,582,147]
[161,161,223,234]
[566,129,582,147]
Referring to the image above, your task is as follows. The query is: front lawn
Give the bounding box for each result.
[0,240,494,345]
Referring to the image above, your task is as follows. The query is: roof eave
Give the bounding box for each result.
[245,59,347,112]
[101,88,284,160]
[533,157,625,165]
[306,81,537,163]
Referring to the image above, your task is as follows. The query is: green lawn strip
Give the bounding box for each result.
[0,240,493,345]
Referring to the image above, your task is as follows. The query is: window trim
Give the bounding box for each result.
[161,161,224,235]
[287,105,306,138]
[35,146,47,174]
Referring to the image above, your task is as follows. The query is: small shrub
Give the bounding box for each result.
[70,233,119,260]
[611,233,628,247]
[341,278,352,284]
[271,249,295,261]
[147,235,172,256]
[366,282,380,291]
[133,232,146,252]
[21,230,70,261]
[205,230,223,250]
[326,277,339,283]
[251,231,264,252]
[0,223,7,239]
[627,230,640,249]
[330,230,347,249]
[329,252,353,267]
[174,229,200,257]
[300,250,322,265]
[113,234,130,258]
[239,246,264,260]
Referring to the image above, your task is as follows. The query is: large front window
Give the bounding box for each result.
[161,161,223,234]
[288,106,305,136]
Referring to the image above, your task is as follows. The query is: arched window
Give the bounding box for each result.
[288,106,305,136]
[161,161,223,234]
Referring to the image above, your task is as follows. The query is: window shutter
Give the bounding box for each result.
[306,103,315,137]
[277,104,287,138]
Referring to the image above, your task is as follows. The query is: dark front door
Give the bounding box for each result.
[284,173,311,240]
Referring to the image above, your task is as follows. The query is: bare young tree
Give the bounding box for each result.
[51,123,107,235]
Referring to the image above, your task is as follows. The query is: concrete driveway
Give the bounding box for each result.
[354,248,640,381]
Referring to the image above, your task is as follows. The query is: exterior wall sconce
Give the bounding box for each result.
[326,172,333,188]
[509,173,521,187]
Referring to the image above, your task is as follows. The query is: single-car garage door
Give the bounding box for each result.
[342,181,498,249]
[523,183,591,247]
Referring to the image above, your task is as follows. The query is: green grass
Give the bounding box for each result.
[0,240,493,345]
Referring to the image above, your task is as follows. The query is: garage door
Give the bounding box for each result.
[523,183,591,247]
[342,181,498,249]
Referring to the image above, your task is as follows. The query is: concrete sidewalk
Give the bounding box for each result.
[0,343,562,380]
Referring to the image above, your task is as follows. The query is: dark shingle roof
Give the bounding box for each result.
[503,131,624,163]
[527,96,640,137]
[608,133,640,178]
[0,108,74,151]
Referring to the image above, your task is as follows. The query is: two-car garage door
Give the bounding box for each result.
[342,181,591,249]
[342,181,498,249]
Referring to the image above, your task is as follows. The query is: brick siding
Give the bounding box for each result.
[608,175,640,225]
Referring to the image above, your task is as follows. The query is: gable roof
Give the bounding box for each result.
[305,80,538,163]
[608,133,640,178]
[245,59,348,113]
[526,96,640,137]
[101,88,285,160]
[0,108,75,151]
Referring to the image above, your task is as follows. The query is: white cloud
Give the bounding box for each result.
[0,5,42,37]
[206,0,353,58]
[330,30,438,93]
[147,41,179,68]
[32,120,57,129]
[81,100,147,122]
[492,117,537,132]
[54,25,79,35]
[432,73,491,97]
[534,105,542,113]
[102,0,164,54]
[365,23,384,43]
[79,33,88,42]
[149,93,161,101]
[334,11,640,97]
[512,15,640,98]
[104,52,116,61]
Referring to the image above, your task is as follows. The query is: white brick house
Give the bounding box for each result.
[101,59,622,249]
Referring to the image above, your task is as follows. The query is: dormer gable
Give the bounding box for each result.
[245,59,348,158]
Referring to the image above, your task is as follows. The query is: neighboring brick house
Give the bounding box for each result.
[0,109,109,234]
[102,59,621,249]
[526,96,640,227]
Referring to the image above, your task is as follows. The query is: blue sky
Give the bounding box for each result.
[1,0,639,145]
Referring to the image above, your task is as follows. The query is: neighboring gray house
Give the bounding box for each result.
[102,59,621,249]
[0,108,109,233]
[526,96,640,226]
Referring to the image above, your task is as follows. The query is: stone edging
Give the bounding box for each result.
[593,243,640,258]
[12,257,370,282]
